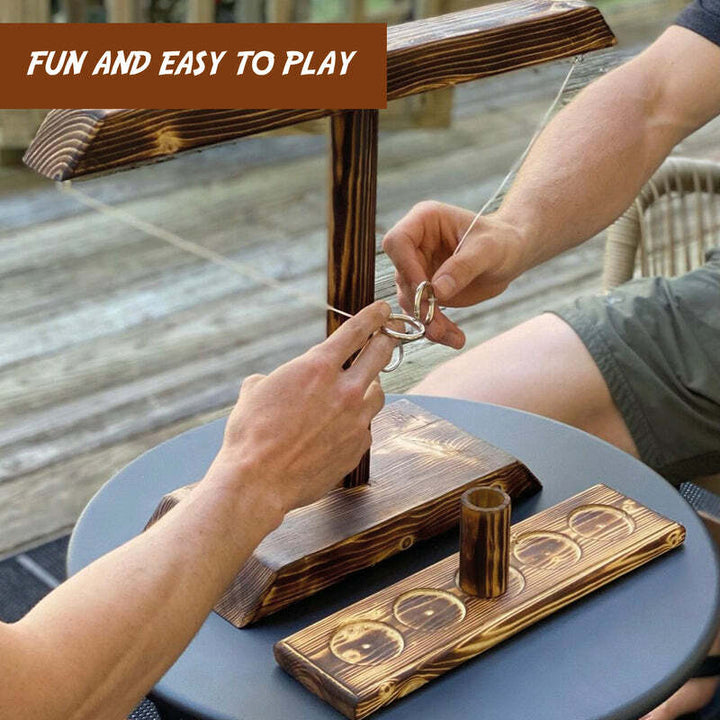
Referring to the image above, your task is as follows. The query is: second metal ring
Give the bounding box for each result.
[381,312,426,342]
[382,344,404,373]
[414,281,436,326]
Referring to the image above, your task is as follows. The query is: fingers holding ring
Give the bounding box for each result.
[381,313,425,342]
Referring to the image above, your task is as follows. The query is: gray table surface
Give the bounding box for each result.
[68,395,720,720]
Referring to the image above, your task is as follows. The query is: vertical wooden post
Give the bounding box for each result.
[106,0,143,22]
[459,486,511,598]
[328,110,379,488]
[187,0,215,22]
[0,0,50,166]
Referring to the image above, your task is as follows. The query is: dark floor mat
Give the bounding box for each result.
[25,535,70,582]
[0,557,54,622]
[0,535,68,622]
[0,533,170,718]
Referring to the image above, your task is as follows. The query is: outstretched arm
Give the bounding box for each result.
[0,302,396,720]
[385,25,720,348]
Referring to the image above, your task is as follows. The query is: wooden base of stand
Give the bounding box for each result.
[275,484,686,720]
[147,399,541,627]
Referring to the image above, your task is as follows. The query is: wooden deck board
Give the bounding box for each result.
[2,40,720,554]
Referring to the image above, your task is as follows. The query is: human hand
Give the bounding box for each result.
[212,301,397,517]
[383,201,526,348]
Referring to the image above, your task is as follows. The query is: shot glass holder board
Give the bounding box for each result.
[148,399,541,626]
[275,484,686,720]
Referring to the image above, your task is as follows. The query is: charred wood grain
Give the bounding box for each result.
[24,0,615,180]
[328,110,379,488]
[146,399,541,626]
[458,486,511,597]
[275,484,685,720]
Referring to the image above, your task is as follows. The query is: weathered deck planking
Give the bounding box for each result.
[2,41,720,554]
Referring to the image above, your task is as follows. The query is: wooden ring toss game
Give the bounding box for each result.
[275,484,686,720]
[148,399,540,626]
[24,3,616,625]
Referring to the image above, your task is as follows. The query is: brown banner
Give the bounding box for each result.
[0,23,386,109]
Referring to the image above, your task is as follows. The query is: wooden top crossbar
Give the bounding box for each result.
[24,0,615,181]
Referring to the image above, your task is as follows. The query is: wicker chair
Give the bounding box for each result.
[603,156,720,291]
[603,155,720,541]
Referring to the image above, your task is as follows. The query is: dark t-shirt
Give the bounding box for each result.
[676,0,720,46]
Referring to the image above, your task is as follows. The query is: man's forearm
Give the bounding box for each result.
[0,301,393,719]
[3,459,281,720]
[495,26,720,274]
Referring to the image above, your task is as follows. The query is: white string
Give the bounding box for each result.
[454,56,581,255]
[57,182,354,319]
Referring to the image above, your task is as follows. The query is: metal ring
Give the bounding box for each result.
[381,313,426,342]
[414,281,436,326]
[382,343,404,373]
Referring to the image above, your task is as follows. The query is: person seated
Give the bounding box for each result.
[384,1,720,718]
[0,302,395,720]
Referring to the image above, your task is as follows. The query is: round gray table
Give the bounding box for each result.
[68,396,720,720]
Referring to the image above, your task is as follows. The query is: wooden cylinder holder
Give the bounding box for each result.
[459,486,511,598]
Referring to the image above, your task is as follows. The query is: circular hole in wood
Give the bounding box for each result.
[330,621,404,666]
[568,504,635,540]
[392,589,466,631]
[513,531,582,569]
[462,486,510,511]
[506,565,526,597]
[454,565,526,599]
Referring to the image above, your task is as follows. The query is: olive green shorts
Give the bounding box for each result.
[552,246,720,484]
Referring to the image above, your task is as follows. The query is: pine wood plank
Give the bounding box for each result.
[0,250,606,485]
[275,484,685,719]
[0,302,321,482]
[23,0,615,180]
[0,405,228,556]
[147,399,541,626]
[0,62,621,495]
[328,111,379,337]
